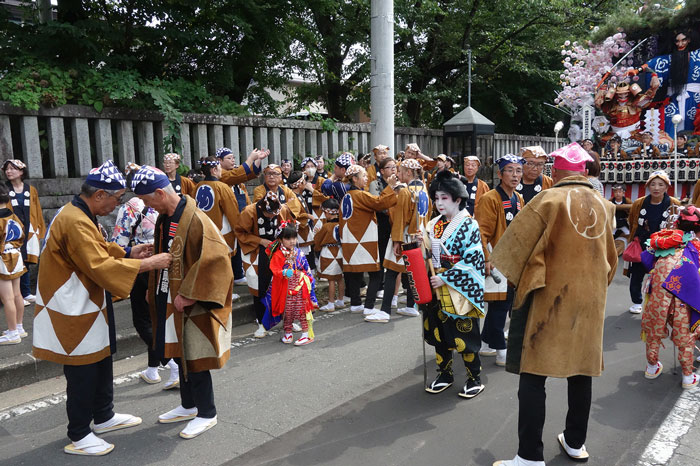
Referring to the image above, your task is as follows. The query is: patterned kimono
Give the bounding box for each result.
[421,209,485,381]
[262,246,318,332]
[641,231,700,376]
[0,207,27,279]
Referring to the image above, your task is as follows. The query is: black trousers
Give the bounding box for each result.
[517,373,592,462]
[345,270,383,308]
[380,268,414,314]
[232,247,245,280]
[253,245,272,322]
[177,359,216,419]
[130,272,163,368]
[482,287,514,350]
[64,356,115,441]
[628,261,645,305]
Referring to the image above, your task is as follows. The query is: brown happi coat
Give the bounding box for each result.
[33,202,141,365]
[148,197,233,374]
[314,220,342,279]
[489,175,618,378]
[194,180,240,253]
[475,188,525,300]
[384,181,431,273]
[8,184,46,263]
[339,186,397,272]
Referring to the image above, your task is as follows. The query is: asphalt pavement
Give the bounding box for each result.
[0,268,699,466]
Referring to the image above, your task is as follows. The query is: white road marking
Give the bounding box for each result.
[0,307,351,421]
[636,387,700,466]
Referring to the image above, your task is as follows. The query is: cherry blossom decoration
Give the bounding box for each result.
[592,115,610,134]
[555,33,636,118]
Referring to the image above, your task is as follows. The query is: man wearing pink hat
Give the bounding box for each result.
[490,143,618,466]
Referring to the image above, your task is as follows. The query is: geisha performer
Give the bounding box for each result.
[422,171,486,399]
[640,206,700,389]
[262,221,319,346]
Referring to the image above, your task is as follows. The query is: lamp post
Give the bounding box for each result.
[672,114,683,197]
[554,121,564,149]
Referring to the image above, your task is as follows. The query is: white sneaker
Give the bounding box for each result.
[234,277,248,285]
[397,307,420,317]
[496,349,507,366]
[180,416,217,439]
[350,305,364,313]
[232,293,241,301]
[376,290,384,298]
[391,296,398,308]
[363,307,379,316]
[158,405,197,424]
[343,296,351,303]
[253,324,267,338]
[334,299,345,308]
[23,299,31,307]
[365,311,390,323]
[319,303,335,312]
[629,303,642,314]
[24,294,36,303]
[93,413,142,434]
[292,322,302,332]
[16,324,28,338]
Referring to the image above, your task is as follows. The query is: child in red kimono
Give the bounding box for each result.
[265,221,318,346]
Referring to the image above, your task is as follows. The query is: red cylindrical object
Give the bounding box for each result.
[402,244,432,304]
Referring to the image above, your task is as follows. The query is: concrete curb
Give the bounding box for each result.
[0,282,328,394]
[0,296,255,394]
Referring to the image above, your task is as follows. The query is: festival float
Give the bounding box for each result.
[551,8,700,200]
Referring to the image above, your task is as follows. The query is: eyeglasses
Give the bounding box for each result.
[107,192,126,203]
[524,162,545,169]
[502,168,523,175]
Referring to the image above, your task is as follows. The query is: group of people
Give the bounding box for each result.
[0,134,697,464]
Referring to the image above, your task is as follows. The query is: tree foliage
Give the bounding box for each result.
[0,0,657,136]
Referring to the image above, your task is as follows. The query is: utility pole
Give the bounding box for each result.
[370,0,394,158]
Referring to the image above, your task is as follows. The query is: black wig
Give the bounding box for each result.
[429,170,469,211]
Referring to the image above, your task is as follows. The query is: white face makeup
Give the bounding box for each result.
[434,190,461,219]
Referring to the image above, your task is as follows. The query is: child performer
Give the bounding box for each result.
[0,183,28,345]
[640,206,700,389]
[265,221,319,346]
[314,198,345,311]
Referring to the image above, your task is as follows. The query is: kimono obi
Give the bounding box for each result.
[440,253,461,269]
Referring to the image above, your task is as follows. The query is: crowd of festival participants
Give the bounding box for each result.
[1,136,700,464]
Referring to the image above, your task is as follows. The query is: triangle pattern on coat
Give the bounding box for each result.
[32,307,67,355]
[46,308,101,356]
[70,310,110,356]
[45,272,101,317]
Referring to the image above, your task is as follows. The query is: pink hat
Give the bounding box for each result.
[550,143,593,172]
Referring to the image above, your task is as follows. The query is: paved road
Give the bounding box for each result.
[0,268,698,466]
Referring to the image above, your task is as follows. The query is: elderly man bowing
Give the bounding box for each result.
[132,166,234,440]
[33,160,172,456]
[491,143,617,466]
